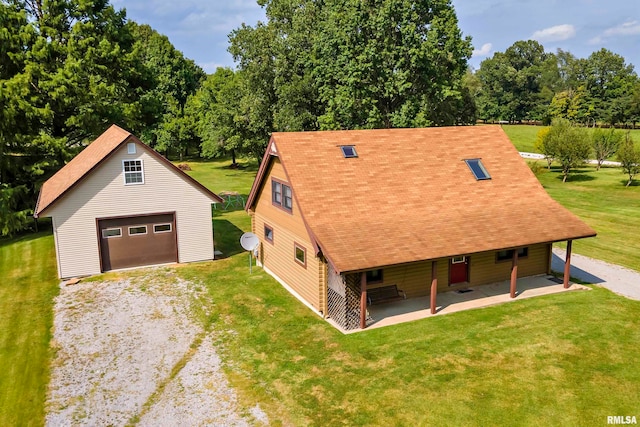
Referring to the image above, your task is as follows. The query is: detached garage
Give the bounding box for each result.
[34,124,223,279]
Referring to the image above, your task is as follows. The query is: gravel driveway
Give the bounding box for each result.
[552,248,640,300]
[46,269,267,426]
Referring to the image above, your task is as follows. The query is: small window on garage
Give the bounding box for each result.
[294,243,306,267]
[127,142,136,154]
[153,223,172,233]
[128,225,147,235]
[102,228,122,238]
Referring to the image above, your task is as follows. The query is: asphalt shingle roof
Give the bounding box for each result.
[35,124,222,217]
[250,125,596,273]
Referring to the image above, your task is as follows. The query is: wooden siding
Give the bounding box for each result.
[366,258,450,298]
[468,243,550,286]
[365,243,550,297]
[252,158,324,312]
[46,141,215,278]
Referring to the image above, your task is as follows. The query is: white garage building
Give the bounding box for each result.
[35,124,223,279]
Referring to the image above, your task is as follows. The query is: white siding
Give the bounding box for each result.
[46,142,215,278]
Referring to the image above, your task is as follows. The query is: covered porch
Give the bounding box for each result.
[326,241,580,332]
[359,274,589,332]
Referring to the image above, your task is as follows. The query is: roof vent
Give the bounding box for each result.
[340,145,358,158]
[464,159,491,180]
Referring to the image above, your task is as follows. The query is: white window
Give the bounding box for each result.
[123,160,144,185]
[127,142,136,154]
[154,223,172,233]
[102,228,122,238]
[128,226,147,235]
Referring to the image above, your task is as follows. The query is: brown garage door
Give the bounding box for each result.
[98,213,177,272]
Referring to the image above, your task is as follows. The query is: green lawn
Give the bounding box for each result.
[177,208,640,426]
[502,124,640,153]
[534,163,640,271]
[0,231,59,427]
[1,145,639,425]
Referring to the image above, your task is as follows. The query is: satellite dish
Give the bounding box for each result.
[240,232,260,251]
[240,232,260,273]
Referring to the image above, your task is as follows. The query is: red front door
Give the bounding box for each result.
[450,256,468,284]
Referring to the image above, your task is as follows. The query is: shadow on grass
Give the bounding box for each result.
[213,218,246,258]
[0,226,52,249]
[550,168,596,182]
[619,180,640,187]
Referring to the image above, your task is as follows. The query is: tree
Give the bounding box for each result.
[542,119,591,182]
[0,0,184,236]
[313,0,473,129]
[130,24,206,158]
[548,86,587,122]
[534,126,552,169]
[476,40,555,122]
[617,133,640,187]
[591,128,622,170]
[581,49,638,126]
[193,68,266,164]
[229,0,473,156]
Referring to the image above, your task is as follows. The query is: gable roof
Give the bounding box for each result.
[247,126,596,273]
[34,124,223,217]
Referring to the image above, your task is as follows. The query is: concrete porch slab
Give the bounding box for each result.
[342,275,589,333]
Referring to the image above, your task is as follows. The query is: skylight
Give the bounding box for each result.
[465,159,491,180]
[340,145,358,158]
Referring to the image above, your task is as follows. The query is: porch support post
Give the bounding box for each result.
[430,261,438,314]
[564,240,573,289]
[510,249,518,298]
[360,272,367,329]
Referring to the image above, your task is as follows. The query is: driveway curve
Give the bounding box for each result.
[552,248,640,300]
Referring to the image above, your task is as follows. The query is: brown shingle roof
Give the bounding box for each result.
[35,124,222,217]
[248,126,596,273]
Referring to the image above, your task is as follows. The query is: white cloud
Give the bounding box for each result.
[472,42,493,58]
[603,21,640,37]
[589,21,640,45]
[531,24,576,42]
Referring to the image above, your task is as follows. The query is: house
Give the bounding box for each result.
[245,126,596,330]
[34,124,223,279]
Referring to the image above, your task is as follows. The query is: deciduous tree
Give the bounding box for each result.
[591,128,622,171]
[542,119,591,182]
[617,133,640,187]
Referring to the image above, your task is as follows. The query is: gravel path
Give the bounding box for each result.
[46,269,267,426]
[552,248,640,300]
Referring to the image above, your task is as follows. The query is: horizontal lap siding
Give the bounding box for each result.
[469,243,550,286]
[365,243,550,297]
[253,158,322,311]
[47,142,215,278]
[369,258,449,298]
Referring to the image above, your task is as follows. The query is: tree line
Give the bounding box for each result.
[2,0,639,236]
[473,41,640,127]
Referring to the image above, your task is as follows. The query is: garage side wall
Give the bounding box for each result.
[46,142,215,278]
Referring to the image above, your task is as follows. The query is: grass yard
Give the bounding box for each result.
[0,231,59,427]
[1,140,639,425]
[502,124,640,153]
[176,208,640,426]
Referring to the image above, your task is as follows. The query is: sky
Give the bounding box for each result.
[112,0,640,74]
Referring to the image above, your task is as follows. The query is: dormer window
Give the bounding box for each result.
[340,145,357,158]
[464,159,491,180]
[123,160,144,185]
